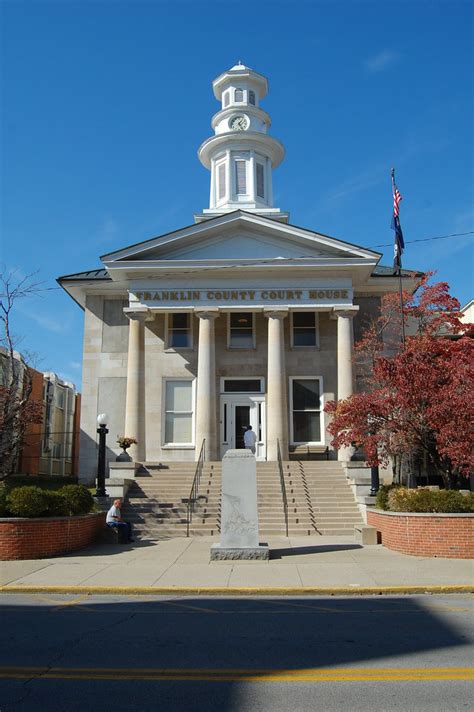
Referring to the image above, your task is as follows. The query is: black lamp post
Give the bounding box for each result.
[95,413,109,498]
[366,414,380,496]
[370,465,380,496]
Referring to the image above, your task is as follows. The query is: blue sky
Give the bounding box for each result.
[1,0,473,389]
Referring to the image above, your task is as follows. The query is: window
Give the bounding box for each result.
[223,379,263,393]
[234,88,243,102]
[57,387,65,409]
[235,160,247,194]
[223,91,230,108]
[217,162,226,201]
[256,163,265,198]
[167,313,192,348]
[292,312,318,347]
[291,378,322,443]
[248,90,256,105]
[164,380,194,445]
[228,313,254,349]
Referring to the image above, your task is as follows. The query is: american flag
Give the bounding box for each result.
[393,179,402,218]
[391,169,405,273]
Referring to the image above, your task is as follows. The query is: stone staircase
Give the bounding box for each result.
[122,462,222,539]
[257,461,363,536]
[288,461,364,535]
[122,460,363,540]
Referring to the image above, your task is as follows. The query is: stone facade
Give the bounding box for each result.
[58,63,421,484]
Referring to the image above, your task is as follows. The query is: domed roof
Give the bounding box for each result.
[229,61,251,71]
[212,63,268,100]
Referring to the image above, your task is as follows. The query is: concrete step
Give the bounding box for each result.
[124,459,361,538]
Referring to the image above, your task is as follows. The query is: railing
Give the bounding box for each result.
[277,439,289,537]
[186,439,206,537]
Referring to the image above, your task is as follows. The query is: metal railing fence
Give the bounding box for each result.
[277,438,289,537]
[186,439,206,537]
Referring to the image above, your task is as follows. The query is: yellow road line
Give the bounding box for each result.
[0,667,473,682]
[265,599,474,614]
[160,600,218,614]
[40,594,93,608]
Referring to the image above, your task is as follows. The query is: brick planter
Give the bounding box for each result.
[0,512,106,561]
[367,509,474,559]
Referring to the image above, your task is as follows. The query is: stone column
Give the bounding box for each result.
[124,308,151,463]
[334,307,358,461]
[264,308,289,461]
[195,308,219,461]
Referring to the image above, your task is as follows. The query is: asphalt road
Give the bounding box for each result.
[0,593,472,711]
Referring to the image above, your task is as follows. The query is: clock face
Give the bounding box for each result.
[229,115,249,131]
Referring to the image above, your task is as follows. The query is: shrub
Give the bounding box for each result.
[0,484,10,516]
[375,484,400,510]
[44,491,68,516]
[387,487,474,513]
[58,485,94,516]
[7,486,49,517]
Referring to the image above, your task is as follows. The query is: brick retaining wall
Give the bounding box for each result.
[367,509,474,559]
[0,512,106,560]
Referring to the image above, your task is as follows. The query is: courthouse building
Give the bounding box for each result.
[59,63,417,482]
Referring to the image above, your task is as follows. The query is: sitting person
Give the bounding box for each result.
[106,498,134,543]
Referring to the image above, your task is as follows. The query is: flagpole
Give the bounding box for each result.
[397,259,406,349]
[391,168,406,349]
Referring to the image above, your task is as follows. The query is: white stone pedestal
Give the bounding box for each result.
[108,462,139,480]
[211,449,269,561]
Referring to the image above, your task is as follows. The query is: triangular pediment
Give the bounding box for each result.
[126,231,346,261]
[101,211,380,265]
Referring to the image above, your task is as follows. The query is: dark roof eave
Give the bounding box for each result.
[371,267,424,278]
[57,268,110,282]
[56,269,111,311]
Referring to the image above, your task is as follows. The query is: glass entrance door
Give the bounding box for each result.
[234,405,250,449]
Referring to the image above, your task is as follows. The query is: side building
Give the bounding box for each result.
[58,63,421,484]
[0,346,81,478]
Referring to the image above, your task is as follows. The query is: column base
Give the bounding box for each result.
[210,544,270,561]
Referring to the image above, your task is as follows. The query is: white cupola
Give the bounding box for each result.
[196,62,287,222]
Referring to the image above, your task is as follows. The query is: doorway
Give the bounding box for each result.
[220,391,266,461]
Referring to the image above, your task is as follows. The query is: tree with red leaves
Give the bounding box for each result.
[0,270,44,480]
[325,276,474,488]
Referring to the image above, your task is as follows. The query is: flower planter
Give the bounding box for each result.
[0,512,106,561]
[367,509,474,559]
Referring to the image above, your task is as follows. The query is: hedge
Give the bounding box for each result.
[382,487,474,514]
[4,484,95,518]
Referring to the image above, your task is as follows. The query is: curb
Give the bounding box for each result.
[1,585,472,596]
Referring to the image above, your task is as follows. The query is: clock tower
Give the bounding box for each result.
[197,62,287,222]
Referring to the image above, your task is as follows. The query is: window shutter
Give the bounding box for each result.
[218,163,226,200]
[223,92,229,108]
[249,90,255,105]
[235,88,243,102]
[235,160,246,194]
[256,163,264,198]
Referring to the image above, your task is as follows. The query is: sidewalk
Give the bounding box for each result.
[1,536,472,594]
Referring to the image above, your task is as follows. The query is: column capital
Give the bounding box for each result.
[194,308,220,320]
[124,307,154,322]
[263,308,289,320]
[331,306,359,320]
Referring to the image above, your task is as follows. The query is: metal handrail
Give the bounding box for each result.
[186,439,206,537]
[277,439,289,537]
